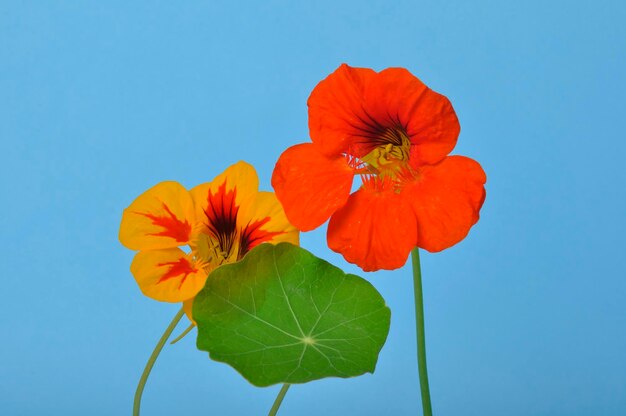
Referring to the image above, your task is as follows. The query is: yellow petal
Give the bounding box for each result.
[130,248,208,302]
[119,181,195,251]
[190,161,259,216]
[236,191,300,260]
[189,161,259,257]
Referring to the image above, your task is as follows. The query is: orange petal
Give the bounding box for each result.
[119,181,195,251]
[404,156,486,252]
[327,186,418,272]
[130,248,208,303]
[308,64,376,156]
[236,191,299,260]
[365,67,459,166]
[308,64,459,164]
[272,143,354,231]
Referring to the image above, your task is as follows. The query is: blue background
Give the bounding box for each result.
[1,1,624,415]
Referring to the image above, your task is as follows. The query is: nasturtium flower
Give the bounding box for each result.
[119,161,299,315]
[272,64,486,272]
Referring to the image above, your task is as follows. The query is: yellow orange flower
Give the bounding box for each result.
[119,161,299,313]
[272,64,486,271]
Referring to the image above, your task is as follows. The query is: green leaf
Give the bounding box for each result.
[193,242,391,387]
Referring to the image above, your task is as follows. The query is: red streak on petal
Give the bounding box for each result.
[136,203,191,243]
[238,217,284,259]
[157,257,197,289]
[204,181,239,255]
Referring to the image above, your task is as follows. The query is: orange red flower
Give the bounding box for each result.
[272,64,486,271]
[119,161,299,317]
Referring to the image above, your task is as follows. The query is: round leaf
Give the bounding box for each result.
[193,242,391,387]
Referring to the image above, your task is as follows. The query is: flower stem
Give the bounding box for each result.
[170,323,195,345]
[267,384,291,416]
[411,248,432,416]
[133,307,185,416]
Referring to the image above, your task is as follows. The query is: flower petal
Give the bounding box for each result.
[272,143,354,231]
[308,64,376,156]
[308,64,459,165]
[130,248,209,302]
[365,67,460,166]
[327,186,418,272]
[190,161,259,257]
[404,156,486,252]
[236,191,299,260]
[119,181,195,251]
[190,160,259,213]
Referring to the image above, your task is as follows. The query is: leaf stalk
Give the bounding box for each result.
[268,383,291,416]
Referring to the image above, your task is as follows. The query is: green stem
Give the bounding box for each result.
[267,384,291,416]
[133,307,185,416]
[170,323,195,345]
[411,248,432,416]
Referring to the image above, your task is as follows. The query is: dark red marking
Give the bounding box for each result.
[135,203,191,243]
[346,108,411,157]
[157,257,197,289]
[238,217,285,260]
[204,181,239,256]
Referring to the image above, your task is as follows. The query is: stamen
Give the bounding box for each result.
[343,153,377,176]
[358,163,418,194]
[191,254,210,273]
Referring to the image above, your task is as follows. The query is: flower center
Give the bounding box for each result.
[361,126,411,178]
[192,225,237,271]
